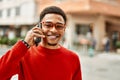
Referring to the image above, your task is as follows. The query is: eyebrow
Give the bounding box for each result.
[44,21,65,24]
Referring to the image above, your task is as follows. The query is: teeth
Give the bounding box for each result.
[48,36,57,39]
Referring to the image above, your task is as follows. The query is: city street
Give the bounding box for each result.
[79,53,120,80]
[0,47,120,80]
[0,46,10,57]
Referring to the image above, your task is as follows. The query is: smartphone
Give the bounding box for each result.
[34,23,41,46]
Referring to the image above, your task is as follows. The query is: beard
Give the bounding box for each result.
[47,42,58,46]
[42,36,60,47]
[42,31,64,47]
[43,32,60,46]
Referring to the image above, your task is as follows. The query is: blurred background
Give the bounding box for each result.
[0,0,120,52]
[0,0,120,80]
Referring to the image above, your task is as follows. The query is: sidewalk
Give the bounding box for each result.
[79,52,120,80]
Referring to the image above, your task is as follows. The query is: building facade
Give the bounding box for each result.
[35,0,120,51]
[0,0,120,51]
[0,0,36,39]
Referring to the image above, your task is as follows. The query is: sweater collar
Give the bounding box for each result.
[37,44,63,55]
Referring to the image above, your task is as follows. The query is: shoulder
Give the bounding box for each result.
[61,46,80,60]
[61,47,81,67]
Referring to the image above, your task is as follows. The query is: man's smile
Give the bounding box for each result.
[47,35,60,39]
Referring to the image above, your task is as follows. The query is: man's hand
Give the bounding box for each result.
[24,25,45,46]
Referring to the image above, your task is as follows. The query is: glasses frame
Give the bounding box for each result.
[40,22,66,31]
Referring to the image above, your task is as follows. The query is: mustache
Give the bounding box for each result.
[45,32,59,36]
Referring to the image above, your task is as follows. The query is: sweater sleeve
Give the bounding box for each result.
[0,40,28,79]
[72,56,82,80]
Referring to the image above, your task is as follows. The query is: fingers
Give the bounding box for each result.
[24,25,44,46]
[32,32,45,38]
[31,26,45,38]
[32,29,43,35]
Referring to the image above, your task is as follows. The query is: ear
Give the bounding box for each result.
[64,24,67,31]
[64,28,66,31]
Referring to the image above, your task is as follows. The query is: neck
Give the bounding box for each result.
[39,42,60,49]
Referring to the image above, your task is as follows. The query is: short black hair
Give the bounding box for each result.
[40,6,67,24]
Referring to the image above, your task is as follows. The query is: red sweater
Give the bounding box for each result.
[0,41,82,80]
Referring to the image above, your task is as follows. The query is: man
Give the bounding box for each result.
[0,6,82,80]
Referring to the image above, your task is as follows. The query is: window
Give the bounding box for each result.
[94,0,118,5]
[75,24,91,35]
[0,10,2,17]
[15,7,20,16]
[7,8,11,17]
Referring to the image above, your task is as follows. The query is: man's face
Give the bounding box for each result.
[41,13,66,46]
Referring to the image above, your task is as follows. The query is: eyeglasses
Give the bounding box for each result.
[41,22,65,30]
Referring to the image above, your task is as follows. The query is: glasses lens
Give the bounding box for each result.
[42,22,65,30]
[56,24,65,30]
[44,22,53,29]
